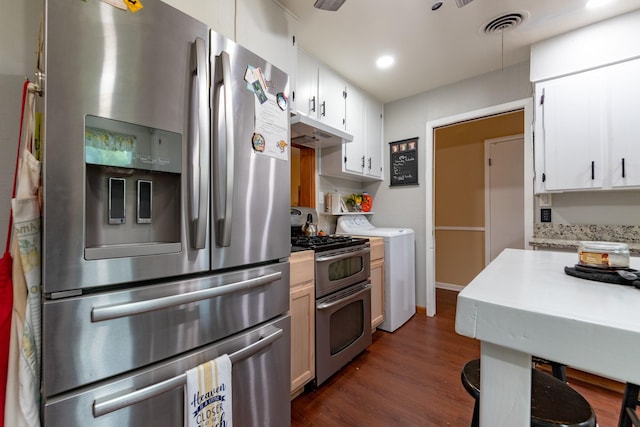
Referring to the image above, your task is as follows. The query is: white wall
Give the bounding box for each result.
[0,0,39,248]
[530,9,640,82]
[538,191,640,226]
[375,61,532,309]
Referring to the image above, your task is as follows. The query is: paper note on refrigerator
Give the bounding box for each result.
[253,93,288,161]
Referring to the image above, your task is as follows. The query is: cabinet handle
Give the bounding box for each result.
[622,158,626,178]
[591,161,595,180]
[321,101,326,117]
[368,157,372,169]
[361,156,365,168]
[310,96,316,113]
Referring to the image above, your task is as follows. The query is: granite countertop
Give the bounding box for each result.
[529,224,640,255]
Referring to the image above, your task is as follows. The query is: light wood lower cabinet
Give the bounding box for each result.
[289,250,315,397]
[369,237,385,331]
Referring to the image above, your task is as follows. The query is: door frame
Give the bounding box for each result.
[425,98,534,316]
[484,134,525,266]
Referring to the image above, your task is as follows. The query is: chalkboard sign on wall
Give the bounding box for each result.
[389,137,418,187]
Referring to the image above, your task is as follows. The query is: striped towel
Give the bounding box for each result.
[185,355,233,427]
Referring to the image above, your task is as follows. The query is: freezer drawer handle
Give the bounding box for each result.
[91,271,282,322]
[92,327,284,418]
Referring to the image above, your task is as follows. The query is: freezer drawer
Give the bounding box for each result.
[44,314,290,427]
[42,261,289,397]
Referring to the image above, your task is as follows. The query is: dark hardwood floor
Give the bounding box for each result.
[291,288,624,426]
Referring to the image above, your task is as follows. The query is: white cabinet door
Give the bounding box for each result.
[161,0,234,38]
[318,64,346,131]
[539,69,606,191]
[235,0,297,78]
[609,59,640,188]
[364,96,383,179]
[344,83,366,174]
[321,86,384,182]
[295,49,318,117]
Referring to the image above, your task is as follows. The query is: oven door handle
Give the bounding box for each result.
[317,284,371,310]
[315,247,370,263]
[92,327,284,418]
[91,271,282,322]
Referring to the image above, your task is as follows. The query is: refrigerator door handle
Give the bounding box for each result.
[189,37,209,249]
[91,271,282,322]
[213,50,235,247]
[92,327,284,418]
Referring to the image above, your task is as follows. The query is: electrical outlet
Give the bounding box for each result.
[318,192,324,206]
[541,208,552,223]
[538,194,552,207]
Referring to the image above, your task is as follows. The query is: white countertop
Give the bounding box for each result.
[455,248,640,426]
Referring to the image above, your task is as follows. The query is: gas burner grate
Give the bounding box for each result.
[291,234,368,252]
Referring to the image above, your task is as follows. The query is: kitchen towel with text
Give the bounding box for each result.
[185,355,233,427]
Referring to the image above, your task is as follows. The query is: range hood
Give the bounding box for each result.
[290,114,353,148]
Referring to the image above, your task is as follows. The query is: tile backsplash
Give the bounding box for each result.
[530,223,640,254]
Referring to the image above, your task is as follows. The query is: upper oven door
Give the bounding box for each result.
[315,244,370,298]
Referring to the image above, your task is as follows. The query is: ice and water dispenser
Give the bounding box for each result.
[84,115,182,260]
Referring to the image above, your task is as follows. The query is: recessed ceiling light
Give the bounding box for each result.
[586,0,614,9]
[376,55,394,69]
[432,1,443,10]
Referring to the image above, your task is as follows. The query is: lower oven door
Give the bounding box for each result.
[315,282,372,386]
[43,315,291,427]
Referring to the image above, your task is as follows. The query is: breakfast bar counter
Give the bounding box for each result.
[455,248,640,426]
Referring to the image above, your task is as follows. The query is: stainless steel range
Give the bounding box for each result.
[291,208,372,386]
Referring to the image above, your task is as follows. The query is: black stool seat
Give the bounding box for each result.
[461,359,596,427]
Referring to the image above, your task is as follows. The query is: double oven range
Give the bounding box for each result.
[291,208,372,386]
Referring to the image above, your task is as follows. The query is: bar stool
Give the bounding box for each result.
[532,356,567,382]
[619,383,640,427]
[461,359,597,427]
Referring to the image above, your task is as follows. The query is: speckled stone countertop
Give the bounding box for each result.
[529,224,640,254]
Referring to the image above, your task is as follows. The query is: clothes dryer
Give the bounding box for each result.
[336,215,416,332]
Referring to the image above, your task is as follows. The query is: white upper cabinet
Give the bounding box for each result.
[317,64,347,131]
[535,68,606,192]
[161,0,235,39]
[364,95,383,180]
[235,0,297,79]
[608,59,640,188]
[162,0,296,89]
[344,83,366,174]
[535,58,640,192]
[321,85,384,182]
[294,49,347,131]
[295,49,318,118]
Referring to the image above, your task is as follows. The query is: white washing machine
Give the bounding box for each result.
[336,215,415,332]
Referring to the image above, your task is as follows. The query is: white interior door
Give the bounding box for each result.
[485,135,525,264]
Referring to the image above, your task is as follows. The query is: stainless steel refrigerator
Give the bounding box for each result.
[40,1,291,425]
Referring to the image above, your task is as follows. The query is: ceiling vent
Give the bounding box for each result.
[482,12,527,34]
[455,0,474,7]
[314,0,346,11]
